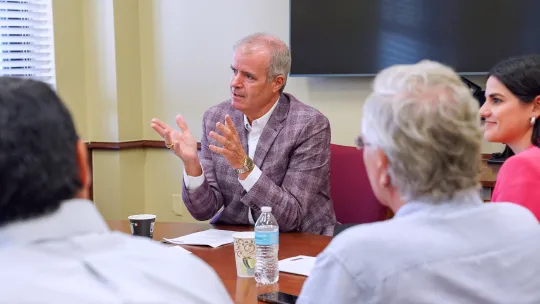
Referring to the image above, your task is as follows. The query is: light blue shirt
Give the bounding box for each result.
[0,199,233,304]
[298,189,540,304]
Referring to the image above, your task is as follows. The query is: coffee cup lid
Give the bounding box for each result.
[232,231,254,239]
[128,214,156,220]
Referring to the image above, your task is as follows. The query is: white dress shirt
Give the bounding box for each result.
[184,98,280,224]
[0,199,233,304]
[298,189,540,303]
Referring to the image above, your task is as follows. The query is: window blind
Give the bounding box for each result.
[0,0,55,86]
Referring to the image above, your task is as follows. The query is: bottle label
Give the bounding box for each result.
[255,231,279,246]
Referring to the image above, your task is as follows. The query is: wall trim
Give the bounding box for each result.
[481,153,493,160]
[85,142,498,200]
[85,140,200,201]
[86,141,494,160]
[87,140,201,150]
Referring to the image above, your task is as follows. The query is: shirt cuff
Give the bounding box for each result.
[238,165,262,192]
[183,167,205,191]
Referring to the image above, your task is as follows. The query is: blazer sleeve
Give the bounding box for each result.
[240,114,332,232]
[181,111,225,221]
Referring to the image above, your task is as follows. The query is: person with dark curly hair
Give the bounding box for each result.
[0,77,232,304]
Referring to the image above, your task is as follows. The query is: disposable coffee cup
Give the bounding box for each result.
[128,214,156,239]
[233,232,256,277]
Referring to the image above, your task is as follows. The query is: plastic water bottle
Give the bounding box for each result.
[254,206,279,284]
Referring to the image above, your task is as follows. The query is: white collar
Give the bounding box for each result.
[394,188,483,218]
[243,96,280,132]
[0,199,109,246]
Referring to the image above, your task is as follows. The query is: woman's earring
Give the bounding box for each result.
[531,116,536,126]
[380,174,390,187]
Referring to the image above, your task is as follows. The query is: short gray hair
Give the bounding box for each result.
[233,33,291,93]
[362,60,482,202]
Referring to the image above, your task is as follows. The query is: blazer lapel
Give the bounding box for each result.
[253,94,290,167]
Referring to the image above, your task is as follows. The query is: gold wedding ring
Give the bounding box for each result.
[165,142,174,149]
[225,140,231,148]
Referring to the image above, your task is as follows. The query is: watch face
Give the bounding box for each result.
[236,157,254,174]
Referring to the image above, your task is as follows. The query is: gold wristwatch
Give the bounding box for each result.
[235,156,255,174]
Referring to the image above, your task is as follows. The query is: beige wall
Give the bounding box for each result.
[52,0,87,140]
[52,0,504,222]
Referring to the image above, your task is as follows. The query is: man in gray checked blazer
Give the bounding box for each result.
[151,33,337,235]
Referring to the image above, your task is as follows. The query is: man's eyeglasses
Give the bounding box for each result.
[355,136,372,149]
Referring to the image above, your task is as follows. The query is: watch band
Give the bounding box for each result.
[235,156,254,174]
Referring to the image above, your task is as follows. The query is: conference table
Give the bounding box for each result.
[107,220,332,303]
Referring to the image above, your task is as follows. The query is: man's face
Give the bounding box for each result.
[230,46,280,119]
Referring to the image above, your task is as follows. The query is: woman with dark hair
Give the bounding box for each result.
[480,54,540,220]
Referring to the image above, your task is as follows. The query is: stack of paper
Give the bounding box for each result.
[278,255,316,277]
[162,229,236,248]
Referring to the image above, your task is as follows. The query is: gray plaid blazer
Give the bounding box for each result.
[182,93,336,235]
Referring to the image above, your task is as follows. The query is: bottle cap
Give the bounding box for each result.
[261,206,272,213]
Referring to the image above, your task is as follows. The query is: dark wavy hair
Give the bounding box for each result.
[0,77,81,226]
[488,54,540,148]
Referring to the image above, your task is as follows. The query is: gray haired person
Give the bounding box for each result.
[297,61,540,304]
[151,33,337,235]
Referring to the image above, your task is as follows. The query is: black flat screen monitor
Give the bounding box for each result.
[290,0,540,76]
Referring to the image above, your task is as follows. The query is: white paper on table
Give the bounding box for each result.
[169,246,192,254]
[278,255,316,277]
[162,229,236,248]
